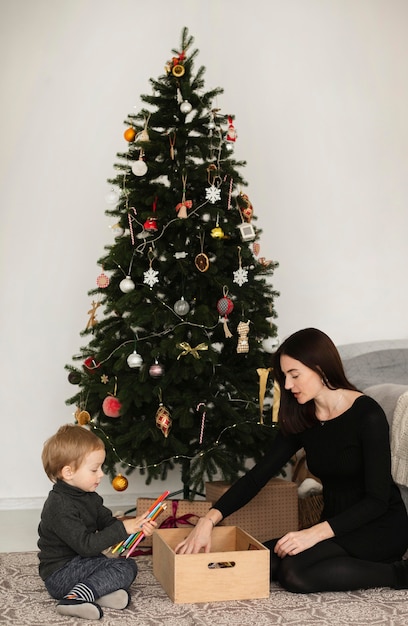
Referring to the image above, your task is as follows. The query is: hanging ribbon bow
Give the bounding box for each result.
[177,342,208,359]
[159,500,200,529]
[175,200,193,218]
[257,367,273,425]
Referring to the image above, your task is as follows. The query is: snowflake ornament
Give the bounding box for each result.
[233,266,249,287]
[205,185,221,204]
[143,267,159,288]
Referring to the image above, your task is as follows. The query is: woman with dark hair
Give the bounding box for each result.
[176,328,408,593]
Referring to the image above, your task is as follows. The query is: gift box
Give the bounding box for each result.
[153,526,269,603]
[205,477,298,541]
[136,497,213,547]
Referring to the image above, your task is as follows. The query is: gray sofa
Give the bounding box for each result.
[338,339,408,511]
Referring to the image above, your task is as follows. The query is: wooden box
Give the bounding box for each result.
[205,478,298,541]
[153,526,270,603]
[136,497,213,547]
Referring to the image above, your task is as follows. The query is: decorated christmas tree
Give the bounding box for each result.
[66,28,279,498]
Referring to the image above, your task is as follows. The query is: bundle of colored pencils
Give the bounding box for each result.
[111,490,170,558]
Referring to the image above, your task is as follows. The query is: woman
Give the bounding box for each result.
[176,328,408,593]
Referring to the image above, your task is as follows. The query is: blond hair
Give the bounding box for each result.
[41,424,105,482]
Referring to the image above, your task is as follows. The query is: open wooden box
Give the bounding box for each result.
[152,526,270,603]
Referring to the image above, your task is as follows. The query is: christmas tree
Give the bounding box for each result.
[66,28,279,498]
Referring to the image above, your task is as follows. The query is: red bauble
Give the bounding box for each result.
[217,296,234,317]
[144,217,158,232]
[83,357,100,372]
[102,396,122,418]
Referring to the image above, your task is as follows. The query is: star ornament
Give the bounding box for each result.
[143,267,159,288]
[233,266,249,286]
[205,185,221,204]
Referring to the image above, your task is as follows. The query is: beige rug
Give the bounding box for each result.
[1,551,408,625]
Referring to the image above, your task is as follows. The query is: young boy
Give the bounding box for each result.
[38,423,157,620]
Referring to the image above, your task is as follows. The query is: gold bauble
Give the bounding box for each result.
[112,474,128,492]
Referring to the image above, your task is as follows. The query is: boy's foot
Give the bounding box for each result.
[56,598,103,620]
[97,589,130,609]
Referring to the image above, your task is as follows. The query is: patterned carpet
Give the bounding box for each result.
[1,551,408,626]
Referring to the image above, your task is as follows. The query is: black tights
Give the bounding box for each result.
[264,538,396,593]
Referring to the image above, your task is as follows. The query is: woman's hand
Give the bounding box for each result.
[122,509,158,537]
[175,516,217,554]
[274,521,334,558]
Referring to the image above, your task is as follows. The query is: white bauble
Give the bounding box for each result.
[127,351,143,368]
[119,276,135,293]
[180,101,192,114]
[261,336,279,353]
[131,159,148,176]
[105,189,119,204]
[174,297,190,316]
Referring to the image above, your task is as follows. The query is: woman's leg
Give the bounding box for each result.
[276,540,395,593]
[264,538,400,593]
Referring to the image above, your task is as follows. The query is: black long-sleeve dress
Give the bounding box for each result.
[213,396,408,562]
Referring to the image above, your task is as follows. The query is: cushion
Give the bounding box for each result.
[342,349,408,390]
[363,383,408,424]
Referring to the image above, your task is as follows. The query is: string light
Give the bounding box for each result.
[89,419,277,472]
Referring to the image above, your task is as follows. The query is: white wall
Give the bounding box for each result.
[1,0,407,507]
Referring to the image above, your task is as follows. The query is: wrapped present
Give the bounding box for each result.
[136,497,213,547]
[205,478,298,542]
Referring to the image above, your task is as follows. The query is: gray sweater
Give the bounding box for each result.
[38,480,128,580]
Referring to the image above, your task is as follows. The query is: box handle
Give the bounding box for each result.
[207,561,236,569]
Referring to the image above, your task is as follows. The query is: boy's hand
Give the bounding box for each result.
[122,509,158,537]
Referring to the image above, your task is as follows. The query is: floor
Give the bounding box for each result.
[0,505,135,553]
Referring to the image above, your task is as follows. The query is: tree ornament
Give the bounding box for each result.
[105,188,119,205]
[143,247,159,288]
[112,474,128,491]
[205,185,221,204]
[237,221,256,242]
[195,233,210,272]
[109,222,125,238]
[180,100,192,114]
[136,116,150,143]
[102,395,122,418]
[131,150,148,176]
[253,242,260,256]
[239,193,254,222]
[172,63,185,77]
[143,196,159,233]
[124,127,136,142]
[177,342,208,359]
[233,246,249,287]
[127,350,143,368]
[76,410,91,426]
[96,270,110,288]
[119,276,135,293]
[196,402,207,445]
[143,217,158,233]
[211,222,225,239]
[174,296,190,316]
[155,391,172,437]
[226,115,237,142]
[176,174,192,218]
[237,320,250,354]
[168,131,176,159]
[86,300,101,330]
[83,356,100,372]
[68,371,81,384]
[149,358,164,378]
[257,368,273,425]
[217,287,234,338]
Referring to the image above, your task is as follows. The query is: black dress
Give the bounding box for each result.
[213,395,408,562]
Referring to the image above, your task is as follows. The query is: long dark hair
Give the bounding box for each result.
[273,328,359,435]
